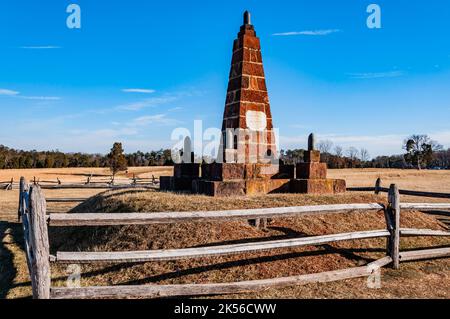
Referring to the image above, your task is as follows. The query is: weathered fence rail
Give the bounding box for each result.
[47,203,385,227]
[347,178,450,199]
[18,176,450,299]
[45,198,88,203]
[40,184,158,190]
[54,229,391,264]
[51,257,394,299]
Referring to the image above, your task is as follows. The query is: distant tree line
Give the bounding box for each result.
[280,134,449,170]
[1,134,448,170]
[0,144,174,169]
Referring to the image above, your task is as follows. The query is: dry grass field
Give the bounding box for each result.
[0,167,449,299]
[329,168,450,193]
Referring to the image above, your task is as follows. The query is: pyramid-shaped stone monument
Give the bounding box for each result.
[160,11,346,196]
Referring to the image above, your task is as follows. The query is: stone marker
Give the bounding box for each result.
[292,133,346,194]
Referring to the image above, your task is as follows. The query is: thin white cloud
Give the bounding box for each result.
[131,114,181,126]
[273,29,341,36]
[122,88,156,94]
[20,46,61,49]
[348,71,404,79]
[20,96,61,101]
[289,124,311,129]
[168,106,183,112]
[430,131,450,146]
[0,88,60,100]
[91,128,138,138]
[0,89,20,96]
[117,96,177,111]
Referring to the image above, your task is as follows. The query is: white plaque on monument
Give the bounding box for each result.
[245,111,267,131]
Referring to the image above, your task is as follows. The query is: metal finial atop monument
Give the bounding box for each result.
[308,133,316,151]
[244,11,251,25]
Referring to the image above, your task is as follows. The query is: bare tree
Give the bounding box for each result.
[317,140,334,154]
[346,147,359,160]
[360,148,370,162]
[334,146,344,157]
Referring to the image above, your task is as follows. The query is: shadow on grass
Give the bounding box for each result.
[423,210,450,229]
[0,221,27,298]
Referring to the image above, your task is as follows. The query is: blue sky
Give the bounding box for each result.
[0,0,449,158]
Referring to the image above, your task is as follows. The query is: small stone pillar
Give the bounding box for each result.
[291,133,346,194]
[297,133,327,179]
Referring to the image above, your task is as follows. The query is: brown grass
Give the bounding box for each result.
[1,167,449,299]
[329,168,450,193]
[0,166,173,183]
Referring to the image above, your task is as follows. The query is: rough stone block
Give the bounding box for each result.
[251,164,279,178]
[333,179,347,193]
[196,179,290,197]
[201,163,283,181]
[245,179,290,196]
[201,163,244,181]
[304,150,321,163]
[245,179,267,195]
[206,180,246,197]
[161,176,199,192]
[242,62,265,77]
[296,162,327,179]
[268,179,291,193]
[290,179,334,194]
[159,176,173,191]
[241,35,261,50]
[174,163,200,178]
[273,164,295,179]
[290,179,346,194]
[240,89,269,104]
[173,177,198,191]
[222,163,246,180]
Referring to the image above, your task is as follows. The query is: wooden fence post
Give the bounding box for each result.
[18,177,28,221]
[375,178,382,195]
[29,185,51,299]
[388,184,401,269]
[250,218,267,230]
[7,177,13,190]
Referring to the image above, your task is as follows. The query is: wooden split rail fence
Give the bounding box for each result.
[0,178,14,190]
[2,175,160,191]
[18,177,450,299]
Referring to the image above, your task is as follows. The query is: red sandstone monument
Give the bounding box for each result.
[160,11,346,196]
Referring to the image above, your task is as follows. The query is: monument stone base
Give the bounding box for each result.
[192,177,292,197]
[160,160,347,196]
[194,163,293,197]
[160,163,295,196]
